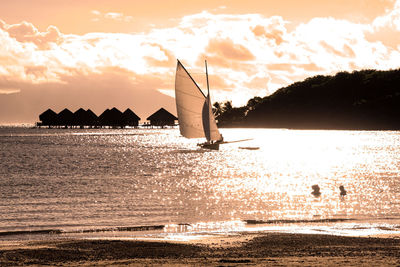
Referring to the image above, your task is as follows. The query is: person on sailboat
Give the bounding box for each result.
[216,134,224,144]
[210,134,223,144]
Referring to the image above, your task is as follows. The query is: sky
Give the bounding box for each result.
[1,0,400,123]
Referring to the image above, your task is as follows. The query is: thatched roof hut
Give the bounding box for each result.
[39,109,57,126]
[99,109,110,120]
[37,107,141,128]
[99,107,124,127]
[109,107,123,126]
[73,108,89,126]
[86,109,98,125]
[57,108,74,126]
[146,108,177,127]
[122,108,140,127]
[99,109,110,126]
[71,108,98,127]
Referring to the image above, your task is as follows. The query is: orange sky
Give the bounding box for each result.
[0,0,394,34]
[0,0,399,123]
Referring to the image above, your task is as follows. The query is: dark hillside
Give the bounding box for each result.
[216,69,400,129]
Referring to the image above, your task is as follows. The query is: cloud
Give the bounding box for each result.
[0,19,6,30]
[143,43,175,67]
[206,38,255,61]
[372,0,400,31]
[0,22,176,122]
[284,17,399,72]
[243,75,271,90]
[251,16,287,45]
[3,21,62,50]
[366,0,400,49]
[91,10,133,23]
[2,4,400,122]
[0,88,20,94]
[24,65,47,75]
[0,67,176,123]
[172,11,400,104]
[319,41,356,58]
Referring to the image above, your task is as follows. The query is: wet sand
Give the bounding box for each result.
[0,233,399,266]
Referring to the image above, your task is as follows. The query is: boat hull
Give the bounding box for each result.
[198,142,220,150]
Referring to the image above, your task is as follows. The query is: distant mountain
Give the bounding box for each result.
[215,69,400,130]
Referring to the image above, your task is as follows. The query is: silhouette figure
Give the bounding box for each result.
[311,184,321,197]
[339,185,347,196]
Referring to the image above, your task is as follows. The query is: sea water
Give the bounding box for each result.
[0,127,399,241]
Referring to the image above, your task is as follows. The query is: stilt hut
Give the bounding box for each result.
[108,107,124,127]
[38,109,57,127]
[99,107,124,127]
[122,108,141,127]
[73,108,89,128]
[146,108,177,127]
[86,109,98,127]
[99,109,110,127]
[57,108,74,127]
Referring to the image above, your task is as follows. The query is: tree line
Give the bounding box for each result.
[213,69,400,130]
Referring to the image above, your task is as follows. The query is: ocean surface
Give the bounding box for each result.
[0,127,399,242]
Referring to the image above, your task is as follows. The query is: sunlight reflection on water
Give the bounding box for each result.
[0,127,399,239]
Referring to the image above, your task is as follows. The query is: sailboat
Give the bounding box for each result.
[175,60,223,150]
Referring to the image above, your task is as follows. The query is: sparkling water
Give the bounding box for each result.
[0,127,399,240]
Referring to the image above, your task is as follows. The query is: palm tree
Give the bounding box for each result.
[222,101,232,113]
[213,102,222,118]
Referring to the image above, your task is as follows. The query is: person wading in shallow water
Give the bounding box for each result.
[339,185,347,196]
[311,184,321,197]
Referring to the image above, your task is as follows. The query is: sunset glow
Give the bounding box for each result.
[0,0,400,123]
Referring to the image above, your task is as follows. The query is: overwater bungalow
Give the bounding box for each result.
[57,108,74,127]
[71,108,99,128]
[99,107,124,128]
[109,107,124,127]
[38,107,140,128]
[86,109,99,127]
[146,108,177,128]
[73,108,89,127]
[122,108,141,127]
[38,109,57,127]
[98,108,110,127]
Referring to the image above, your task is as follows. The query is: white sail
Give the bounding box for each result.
[175,60,221,141]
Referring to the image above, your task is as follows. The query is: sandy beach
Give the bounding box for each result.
[0,233,399,266]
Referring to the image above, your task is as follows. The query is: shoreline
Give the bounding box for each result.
[2,124,400,131]
[1,232,399,266]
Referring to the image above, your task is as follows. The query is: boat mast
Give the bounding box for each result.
[204,60,213,143]
[205,60,210,97]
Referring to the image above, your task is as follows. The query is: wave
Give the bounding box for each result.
[0,229,62,236]
[67,225,165,233]
[0,225,165,237]
[244,218,355,224]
